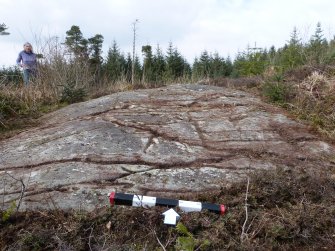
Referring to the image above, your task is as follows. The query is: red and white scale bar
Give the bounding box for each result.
[109,192,226,215]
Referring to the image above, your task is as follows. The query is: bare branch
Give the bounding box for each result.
[241,176,250,243]
[153,229,166,251]
[88,226,94,251]
[5,172,26,212]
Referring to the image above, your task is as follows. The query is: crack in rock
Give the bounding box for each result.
[1,84,334,211]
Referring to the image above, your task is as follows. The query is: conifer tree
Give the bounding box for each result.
[325,35,335,64]
[307,22,328,65]
[104,40,126,82]
[279,27,305,70]
[267,46,277,65]
[134,55,142,82]
[0,23,9,35]
[199,50,211,78]
[88,34,104,67]
[141,45,154,83]
[165,42,188,81]
[210,52,228,78]
[225,56,233,76]
[125,53,133,82]
[233,46,267,77]
[152,44,166,83]
[65,25,88,59]
[192,57,201,80]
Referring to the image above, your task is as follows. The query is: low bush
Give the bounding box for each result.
[261,81,295,104]
[0,67,22,86]
[60,81,87,104]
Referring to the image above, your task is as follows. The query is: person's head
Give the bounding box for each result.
[23,42,33,52]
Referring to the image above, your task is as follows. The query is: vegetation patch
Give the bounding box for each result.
[261,81,295,105]
[1,168,334,250]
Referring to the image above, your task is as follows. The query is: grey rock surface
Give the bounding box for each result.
[1,84,334,211]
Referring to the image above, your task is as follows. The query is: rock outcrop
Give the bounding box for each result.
[1,84,334,211]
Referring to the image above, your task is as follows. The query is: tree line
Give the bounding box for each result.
[232,22,335,77]
[62,25,194,85]
[2,22,335,86]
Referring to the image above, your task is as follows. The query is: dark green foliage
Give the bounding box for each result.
[165,42,191,81]
[233,46,268,77]
[60,82,87,104]
[133,55,143,82]
[193,51,232,80]
[60,23,335,85]
[0,67,22,85]
[152,45,166,83]
[198,50,211,78]
[88,34,104,67]
[0,93,26,119]
[124,53,133,82]
[65,25,104,72]
[262,81,294,104]
[0,23,9,35]
[278,27,306,71]
[141,45,155,83]
[103,40,127,82]
[65,25,89,59]
[231,22,335,78]
[306,22,328,65]
[21,233,47,251]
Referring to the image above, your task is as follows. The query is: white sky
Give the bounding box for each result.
[1,0,335,67]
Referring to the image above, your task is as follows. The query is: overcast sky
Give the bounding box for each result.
[1,0,335,67]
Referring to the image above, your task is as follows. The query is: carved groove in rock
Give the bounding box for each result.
[1,84,334,211]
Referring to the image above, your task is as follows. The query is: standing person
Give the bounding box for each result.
[16,42,37,85]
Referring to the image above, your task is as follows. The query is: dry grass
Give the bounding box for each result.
[1,168,334,250]
[218,70,335,142]
[299,71,335,97]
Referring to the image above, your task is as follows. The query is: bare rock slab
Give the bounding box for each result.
[1,84,334,211]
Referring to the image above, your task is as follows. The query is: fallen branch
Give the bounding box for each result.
[0,119,8,128]
[241,176,250,243]
[5,172,26,212]
[153,229,166,251]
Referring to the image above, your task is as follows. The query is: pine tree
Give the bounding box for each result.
[192,57,201,80]
[165,42,188,81]
[134,55,142,83]
[210,52,227,78]
[233,46,267,77]
[325,35,335,64]
[103,40,126,83]
[88,34,104,67]
[65,25,88,59]
[152,44,166,84]
[279,27,305,70]
[183,59,192,80]
[125,53,133,82]
[199,50,211,78]
[289,27,300,46]
[0,23,9,35]
[141,45,154,83]
[225,56,233,76]
[192,50,210,79]
[268,46,277,65]
[307,22,328,65]
[165,42,175,80]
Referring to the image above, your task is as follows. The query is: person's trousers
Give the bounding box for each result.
[23,69,35,85]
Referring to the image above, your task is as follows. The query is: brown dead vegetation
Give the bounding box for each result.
[1,168,334,250]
